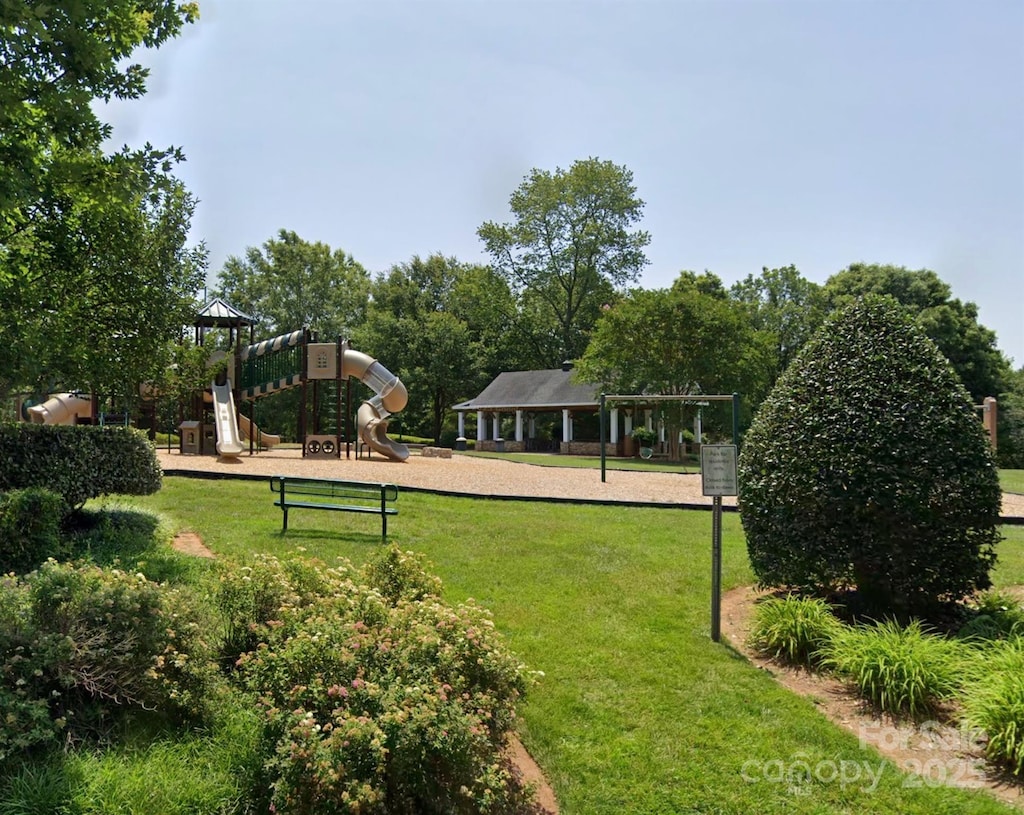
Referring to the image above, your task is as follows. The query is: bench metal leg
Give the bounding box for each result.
[282,507,288,532]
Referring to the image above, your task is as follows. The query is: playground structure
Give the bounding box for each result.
[25,392,94,425]
[187,299,408,462]
[21,299,410,464]
[210,326,408,462]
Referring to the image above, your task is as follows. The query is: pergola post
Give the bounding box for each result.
[476,411,485,442]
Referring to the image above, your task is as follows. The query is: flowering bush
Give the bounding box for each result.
[0,561,214,759]
[222,549,533,814]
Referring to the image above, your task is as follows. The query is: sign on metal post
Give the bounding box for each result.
[701,445,738,642]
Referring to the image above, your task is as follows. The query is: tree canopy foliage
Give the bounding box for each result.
[215,229,370,339]
[576,272,763,458]
[478,157,650,367]
[0,0,198,229]
[355,254,514,444]
[823,263,1011,402]
[0,1,204,404]
[731,265,826,394]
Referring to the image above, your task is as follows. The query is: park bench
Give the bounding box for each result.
[269,475,398,540]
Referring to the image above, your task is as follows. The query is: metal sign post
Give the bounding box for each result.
[701,444,738,642]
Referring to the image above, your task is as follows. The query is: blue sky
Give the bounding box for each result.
[105,0,1024,367]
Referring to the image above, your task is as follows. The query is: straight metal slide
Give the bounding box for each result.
[211,379,244,457]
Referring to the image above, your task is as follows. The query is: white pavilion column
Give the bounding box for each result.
[457,412,465,438]
[694,411,703,445]
[515,410,524,442]
[610,408,619,443]
[624,412,633,436]
[645,410,653,432]
[476,411,485,442]
[562,409,571,443]
[491,413,500,440]
[528,414,536,437]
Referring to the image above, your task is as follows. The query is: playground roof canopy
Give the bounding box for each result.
[452,368,601,412]
[195,297,256,328]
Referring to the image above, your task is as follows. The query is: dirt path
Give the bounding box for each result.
[720,585,1024,807]
[156,448,1024,519]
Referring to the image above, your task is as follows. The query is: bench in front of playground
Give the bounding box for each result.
[269,476,398,540]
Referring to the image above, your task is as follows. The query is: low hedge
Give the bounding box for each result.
[0,424,161,508]
[0,488,66,574]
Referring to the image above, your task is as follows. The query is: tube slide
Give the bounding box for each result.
[211,379,244,458]
[237,414,281,448]
[27,393,93,425]
[342,349,409,462]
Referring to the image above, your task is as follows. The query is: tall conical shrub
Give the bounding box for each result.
[738,296,1001,617]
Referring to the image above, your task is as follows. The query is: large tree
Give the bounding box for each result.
[1,174,206,405]
[0,1,203,404]
[823,264,1011,402]
[215,229,370,339]
[730,265,825,393]
[478,157,650,367]
[354,254,507,443]
[576,272,763,458]
[0,0,198,231]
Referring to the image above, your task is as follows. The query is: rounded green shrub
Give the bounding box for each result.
[738,296,1002,618]
[0,424,161,509]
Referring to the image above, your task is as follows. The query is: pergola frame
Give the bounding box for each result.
[598,393,741,483]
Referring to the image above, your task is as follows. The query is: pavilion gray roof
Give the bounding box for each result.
[195,297,256,328]
[453,369,601,411]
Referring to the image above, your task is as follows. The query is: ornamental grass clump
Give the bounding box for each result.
[961,637,1024,776]
[749,594,842,668]
[823,619,965,717]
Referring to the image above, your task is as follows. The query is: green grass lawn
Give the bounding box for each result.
[106,476,1024,814]
[1000,469,1024,495]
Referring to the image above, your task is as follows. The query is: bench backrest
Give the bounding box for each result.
[270,476,398,505]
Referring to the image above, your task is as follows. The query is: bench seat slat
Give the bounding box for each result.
[273,500,397,515]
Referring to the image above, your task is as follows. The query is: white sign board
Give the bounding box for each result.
[701,444,738,496]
